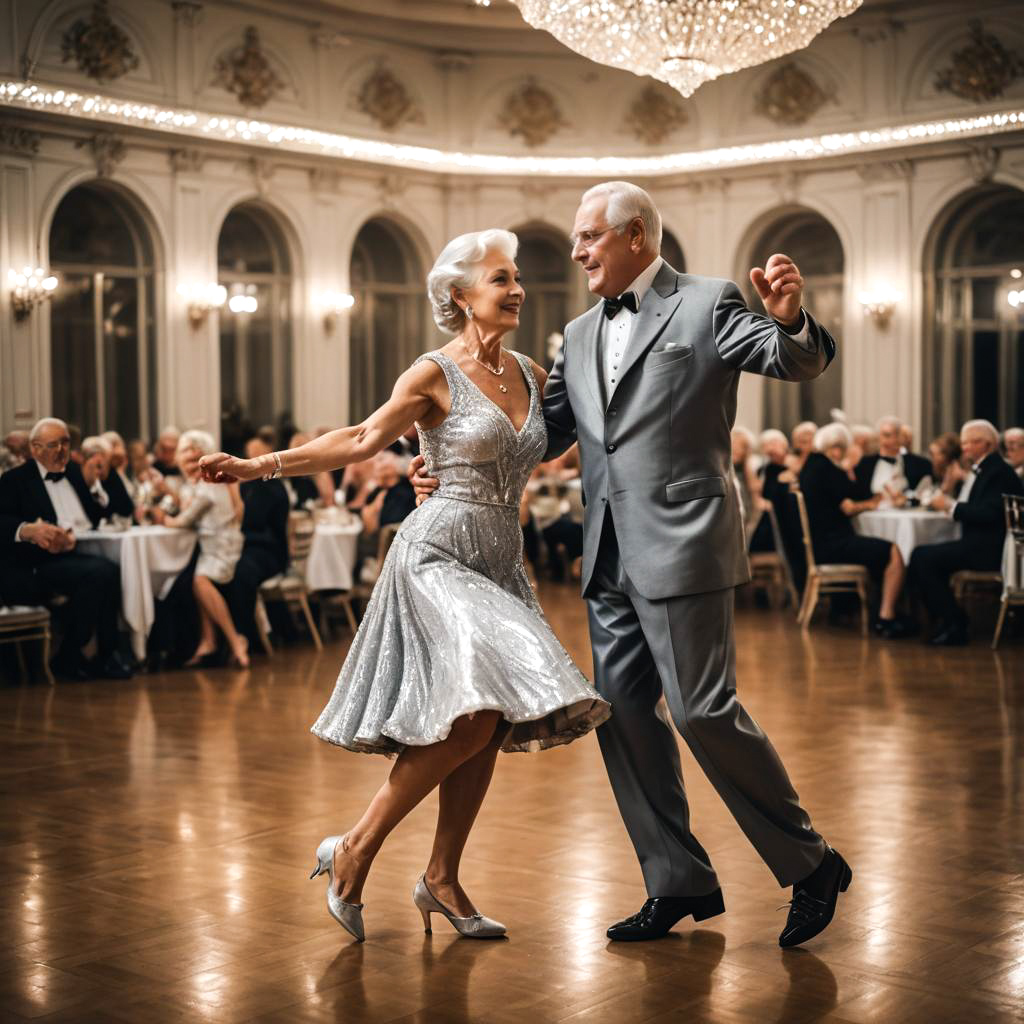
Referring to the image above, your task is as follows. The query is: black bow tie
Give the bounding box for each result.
[603,292,638,319]
[878,455,898,465]
[44,471,66,483]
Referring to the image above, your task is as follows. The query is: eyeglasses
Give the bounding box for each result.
[569,221,629,250]
[35,438,71,451]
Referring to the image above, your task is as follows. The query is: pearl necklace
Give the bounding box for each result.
[463,340,508,393]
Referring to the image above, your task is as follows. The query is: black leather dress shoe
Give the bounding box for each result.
[928,626,968,646]
[607,889,725,941]
[92,652,134,680]
[50,656,91,682]
[779,847,851,949]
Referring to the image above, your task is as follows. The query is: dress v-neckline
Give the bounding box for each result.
[449,352,536,438]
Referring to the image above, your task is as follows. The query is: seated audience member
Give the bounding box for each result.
[928,432,965,498]
[749,429,789,553]
[227,437,290,649]
[1,430,30,473]
[340,459,378,512]
[100,430,135,511]
[1004,427,1024,480]
[799,422,911,637]
[788,420,817,473]
[67,423,83,465]
[854,415,931,503]
[909,419,1024,646]
[152,425,182,477]
[850,424,878,463]
[388,424,421,462]
[81,435,133,519]
[0,417,131,680]
[154,430,248,667]
[526,451,584,580]
[731,426,760,533]
[284,431,335,509]
[361,452,416,536]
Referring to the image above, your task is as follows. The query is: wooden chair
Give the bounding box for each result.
[793,489,871,635]
[993,493,1024,649]
[257,513,323,653]
[319,523,401,638]
[748,503,800,609]
[0,605,55,685]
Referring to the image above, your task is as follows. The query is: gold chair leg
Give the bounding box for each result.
[299,594,323,651]
[800,578,819,630]
[341,596,359,634]
[992,598,1009,650]
[14,640,28,684]
[858,582,870,636]
[256,597,274,656]
[42,629,55,686]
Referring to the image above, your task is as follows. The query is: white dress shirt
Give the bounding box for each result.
[15,460,93,540]
[870,455,907,496]
[600,256,811,396]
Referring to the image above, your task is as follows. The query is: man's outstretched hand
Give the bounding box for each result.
[749,253,804,326]
[409,454,439,506]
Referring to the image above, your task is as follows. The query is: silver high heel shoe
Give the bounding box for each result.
[413,875,506,939]
[310,835,365,942]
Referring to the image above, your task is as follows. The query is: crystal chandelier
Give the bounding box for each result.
[509,1,863,98]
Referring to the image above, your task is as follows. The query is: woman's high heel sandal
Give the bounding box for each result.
[310,835,365,942]
[413,875,506,939]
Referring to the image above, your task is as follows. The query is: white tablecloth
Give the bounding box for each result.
[78,526,198,660]
[855,509,960,564]
[306,520,362,592]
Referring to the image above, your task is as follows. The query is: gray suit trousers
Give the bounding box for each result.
[588,511,826,896]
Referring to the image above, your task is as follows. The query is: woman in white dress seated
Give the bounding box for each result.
[155,430,247,667]
[199,230,609,942]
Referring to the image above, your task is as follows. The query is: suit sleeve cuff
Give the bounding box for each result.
[774,309,809,341]
[15,522,26,542]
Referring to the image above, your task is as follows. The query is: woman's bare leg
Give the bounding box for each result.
[425,722,509,916]
[186,594,217,665]
[879,545,905,620]
[334,712,502,903]
[193,574,248,666]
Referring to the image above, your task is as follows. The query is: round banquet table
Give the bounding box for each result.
[77,525,198,660]
[306,520,363,592]
[854,508,961,564]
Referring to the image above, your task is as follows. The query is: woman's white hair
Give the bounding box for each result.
[759,428,788,449]
[580,181,663,251]
[814,422,852,454]
[427,229,518,334]
[177,429,216,457]
[81,435,112,459]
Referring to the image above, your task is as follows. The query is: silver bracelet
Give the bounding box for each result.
[262,451,283,481]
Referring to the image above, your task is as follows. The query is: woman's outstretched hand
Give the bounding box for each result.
[199,452,261,484]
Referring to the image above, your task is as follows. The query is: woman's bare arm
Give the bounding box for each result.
[200,362,444,484]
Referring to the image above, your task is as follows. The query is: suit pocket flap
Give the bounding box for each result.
[665,476,727,503]
[646,346,694,369]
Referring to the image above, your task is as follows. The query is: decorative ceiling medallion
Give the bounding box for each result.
[509,0,862,98]
[500,80,567,148]
[935,20,1024,104]
[61,0,139,84]
[626,85,689,145]
[355,66,424,132]
[213,27,284,109]
[754,63,833,126]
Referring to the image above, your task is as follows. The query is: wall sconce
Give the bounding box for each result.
[858,290,900,329]
[1009,290,1022,309]
[8,266,58,321]
[178,282,226,329]
[227,283,258,314]
[320,291,355,334]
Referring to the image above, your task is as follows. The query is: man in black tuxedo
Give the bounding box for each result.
[0,418,132,679]
[909,419,1024,645]
[855,415,931,500]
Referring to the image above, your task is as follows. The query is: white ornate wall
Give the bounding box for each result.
[1,0,1023,439]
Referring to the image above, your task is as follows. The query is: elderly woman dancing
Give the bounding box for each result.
[198,229,609,942]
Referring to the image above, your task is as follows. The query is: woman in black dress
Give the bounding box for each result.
[799,423,911,638]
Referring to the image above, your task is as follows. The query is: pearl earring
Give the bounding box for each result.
[465,305,474,320]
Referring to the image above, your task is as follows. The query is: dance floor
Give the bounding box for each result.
[1,584,1023,1023]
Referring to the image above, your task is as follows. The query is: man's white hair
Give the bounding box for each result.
[731,426,755,447]
[759,428,788,449]
[793,420,818,435]
[177,429,216,457]
[81,435,112,459]
[29,417,68,443]
[580,181,663,252]
[876,414,903,432]
[814,422,852,453]
[158,425,181,441]
[101,430,125,448]
[1003,427,1024,442]
[961,419,999,446]
[426,229,519,334]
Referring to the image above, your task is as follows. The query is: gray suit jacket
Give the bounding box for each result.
[543,261,836,600]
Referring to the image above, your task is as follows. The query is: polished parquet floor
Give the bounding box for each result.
[2,583,1023,1024]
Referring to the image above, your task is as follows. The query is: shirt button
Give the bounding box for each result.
[607,443,616,453]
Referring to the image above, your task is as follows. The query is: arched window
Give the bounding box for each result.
[49,183,157,439]
[349,219,426,424]
[511,226,574,367]
[217,203,293,440]
[743,210,844,431]
[924,185,1024,435]
[661,228,686,272]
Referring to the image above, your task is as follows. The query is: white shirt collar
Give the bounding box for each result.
[622,256,663,309]
[35,459,63,480]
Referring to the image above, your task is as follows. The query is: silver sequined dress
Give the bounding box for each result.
[311,350,610,755]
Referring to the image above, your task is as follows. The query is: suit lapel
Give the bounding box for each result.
[26,463,58,524]
[579,303,605,414]
[609,263,684,405]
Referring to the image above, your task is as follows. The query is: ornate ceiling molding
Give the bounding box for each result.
[2,80,1022,179]
[75,129,126,175]
[354,66,423,132]
[213,27,284,109]
[754,64,835,127]
[61,0,140,84]
[626,86,689,146]
[499,80,567,149]
[0,121,41,156]
[935,20,1024,104]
